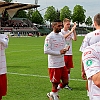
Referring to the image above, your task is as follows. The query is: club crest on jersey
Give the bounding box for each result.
[45,44,48,47]
[86,60,93,66]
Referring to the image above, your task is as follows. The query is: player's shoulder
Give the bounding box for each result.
[87,30,99,36]
[0,34,8,39]
[46,31,58,39]
[61,29,69,34]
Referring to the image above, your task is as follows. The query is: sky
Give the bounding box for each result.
[13,0,100,19]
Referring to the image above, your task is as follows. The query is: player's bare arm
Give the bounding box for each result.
[64,22,76,38]
[72,22,77,41]
[92,72,100,88]
[81,60,87,80]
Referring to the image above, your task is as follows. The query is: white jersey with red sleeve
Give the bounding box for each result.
[82,42,100,100]
[44,31,66,68]
[61,29,73,55]
[0,34,9,75]
[80,29,100,52]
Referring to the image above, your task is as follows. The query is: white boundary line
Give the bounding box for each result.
[7,72,85,82]
[7,72,48,78]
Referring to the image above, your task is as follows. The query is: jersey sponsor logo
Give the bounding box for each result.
[86,60,93,66]
[95,33,100,35]
[53,39,57,41]
[84,51,91,56]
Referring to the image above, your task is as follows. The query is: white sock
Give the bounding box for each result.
[50,91,58,96]
[50,92,59,100]
[68,74,70,80]
[57,84,61,90]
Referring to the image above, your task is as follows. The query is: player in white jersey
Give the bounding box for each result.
[80,13,100,97]
[61,18,77,90]
[82,41,100,100]
[0,34,9,100]
[44,20,76,100]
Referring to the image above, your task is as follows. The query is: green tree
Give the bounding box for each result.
[85,16,92,26]
[4,0,12,2]
[56,9,60,20]
[44,6,57,27]
[14,10,27,18]
[32,10,43,24]
[60,6,72,21]
[72,5,86,27]
[27,9,34,21]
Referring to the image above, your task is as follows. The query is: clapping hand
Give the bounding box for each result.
[71,22,76,32]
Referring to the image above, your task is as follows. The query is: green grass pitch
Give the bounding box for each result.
[3,36,89,100]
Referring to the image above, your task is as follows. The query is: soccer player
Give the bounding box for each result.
[44,20,76,100]
[61,18,77,90]
[82,41,100,100]
[0,34,9,100]
[80,13,100,96]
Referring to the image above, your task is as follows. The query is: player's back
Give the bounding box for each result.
[80,29,100,52]
[86,30,100,45]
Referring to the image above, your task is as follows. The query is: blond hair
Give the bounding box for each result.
[63,18,70,23]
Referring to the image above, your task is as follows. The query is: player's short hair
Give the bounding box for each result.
[63,18,70,23]
[52,19,62,26]
[94,13,100,25]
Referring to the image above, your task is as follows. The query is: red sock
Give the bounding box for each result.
[59,83,64,88]
[57,83,64,90]
[52,89,58,92]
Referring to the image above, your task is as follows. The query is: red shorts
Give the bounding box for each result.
[64,55,74,69]
[0,74,7,97]
[48,66,68,83]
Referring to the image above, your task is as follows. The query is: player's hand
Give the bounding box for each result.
[71,22,76,32]
[64,45,70,51]
[81,71,87,80]
[60,46,70,54]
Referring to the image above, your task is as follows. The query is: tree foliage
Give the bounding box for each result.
[56,9,60,20]
[4,0,12,2]
[14,10,27,18]
[72,5,86,26]
[60,6,72,21]
[85,16,92,26]
[27,9,34,21]
[1,2,93,27]
[44,6,57,22]
[32,10,43,24]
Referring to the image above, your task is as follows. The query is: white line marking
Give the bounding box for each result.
[6,48,42,53]
[7,72,48,78]
[7,72,85,81]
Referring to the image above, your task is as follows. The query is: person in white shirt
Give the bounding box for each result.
[61,18,77,90]
[80,13,100,97]
[44,19,76,100]
[82,41,100,100]
[0,34,9,100]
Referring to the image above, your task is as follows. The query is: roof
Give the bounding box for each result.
[0,1,40,18]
